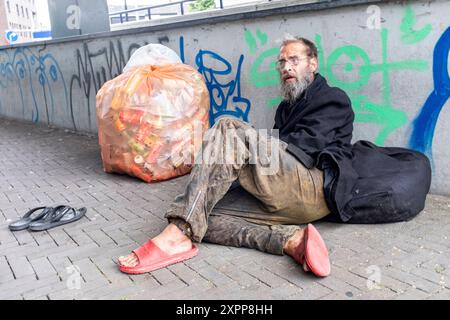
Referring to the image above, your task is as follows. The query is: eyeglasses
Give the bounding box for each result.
[276,56,309,69]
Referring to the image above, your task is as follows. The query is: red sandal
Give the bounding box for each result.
[297,224,331,277]
[118,240,199,274]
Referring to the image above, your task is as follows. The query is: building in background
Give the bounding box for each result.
[0,1,7,46]
[0,0,39,46]
[0,0,52,46]
[35,0,50,30]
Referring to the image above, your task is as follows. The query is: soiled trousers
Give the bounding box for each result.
[165,117,330,255]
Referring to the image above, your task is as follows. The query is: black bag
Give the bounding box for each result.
[326,140,432,224]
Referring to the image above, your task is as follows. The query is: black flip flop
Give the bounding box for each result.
[9,206,53,231]
[29,206,87,232]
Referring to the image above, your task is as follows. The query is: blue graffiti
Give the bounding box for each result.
[179,36,185,63]
[410,27,450,161]
[0,47,68,124]
[179,36,251,125]
[195,50,251,126]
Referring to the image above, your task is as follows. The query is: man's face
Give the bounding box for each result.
[277,42,318,103]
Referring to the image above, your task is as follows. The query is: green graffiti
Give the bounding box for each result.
[244,29,268,55]
[326,45,371,91]
[245,23,429,144]
[256,29,268,46]
[268,96,283,109]
[351,96,408,146]
[317,28,428,145]
[245,29,281,108]
[400,5,432,44]
[244,30,258,55]
[315,35,323,74]
[250,48,280,88]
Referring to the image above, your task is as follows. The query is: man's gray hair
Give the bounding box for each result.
[279,34,318,59]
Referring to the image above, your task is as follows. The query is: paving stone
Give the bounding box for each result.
[29,257,58,279]
[0,256,15,283]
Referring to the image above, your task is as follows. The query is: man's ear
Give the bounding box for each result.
[309,57,318,74]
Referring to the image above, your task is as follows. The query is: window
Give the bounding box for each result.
[21,6,24,17]
[6,1,11,14]
[16,4,19,16]
[26,8,29,19]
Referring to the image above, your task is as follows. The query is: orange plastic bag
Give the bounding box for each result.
[96,63,210,182]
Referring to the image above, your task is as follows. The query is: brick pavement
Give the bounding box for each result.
[0,118,449,300]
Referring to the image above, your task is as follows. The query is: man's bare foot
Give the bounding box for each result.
[118,223,193,267]
[283,229,311,272]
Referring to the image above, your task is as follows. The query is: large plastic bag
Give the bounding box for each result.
[96,61,210,183]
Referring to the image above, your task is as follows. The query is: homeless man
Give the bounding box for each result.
[117,37,431,277]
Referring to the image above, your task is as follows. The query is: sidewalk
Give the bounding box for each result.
[0,118,449,300]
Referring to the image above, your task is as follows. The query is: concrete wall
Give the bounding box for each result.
[0,0,449,195]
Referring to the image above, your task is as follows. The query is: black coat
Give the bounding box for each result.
[274,73,431,223]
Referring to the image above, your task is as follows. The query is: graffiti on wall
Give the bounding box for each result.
[195,50,250,126]
[1,36,251,131]
[0,47,68,125]
[69,39,145,130]
[244,29,282,109]
[409,27,450,161]
[317,27,429,146]
[0,3,446,158]
[244,5,431,146]
[0,40,145,131]
[400,5,432,44]
[180,36,251,126]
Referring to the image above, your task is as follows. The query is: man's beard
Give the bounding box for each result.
[281,73,313,104]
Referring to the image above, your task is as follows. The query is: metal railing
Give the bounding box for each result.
[109,0,225,24]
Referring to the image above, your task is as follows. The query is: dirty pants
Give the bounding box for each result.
[165,117,330,255]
